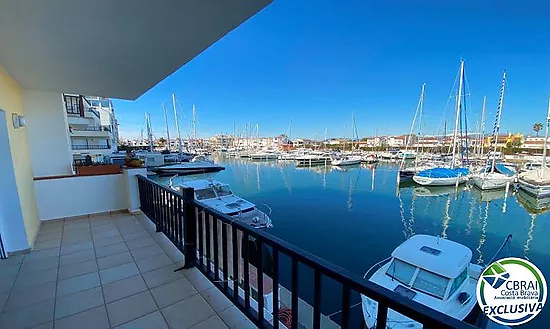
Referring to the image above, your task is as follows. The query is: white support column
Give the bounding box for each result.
[123,167,148,214]
[0,109,30,254]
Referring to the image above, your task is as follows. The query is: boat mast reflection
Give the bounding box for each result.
[476,201,489,265]
[524,214,536,260]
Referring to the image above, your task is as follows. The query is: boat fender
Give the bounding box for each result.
[458,292,470,304]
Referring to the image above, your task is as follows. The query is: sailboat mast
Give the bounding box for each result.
[146,112,153,152]
[324,127,328,150]
[415,84,426,166]
[451,60,465,169]
[480,96,486,157]
[351,112,355,152]
[490,70,507,173]
[172,93,183,153]
[541,97,550,173]
[192,104,197,141]
[163,103,170,151]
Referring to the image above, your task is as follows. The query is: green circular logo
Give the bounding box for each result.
[476,257,546,326]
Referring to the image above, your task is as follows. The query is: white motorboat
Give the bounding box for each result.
[249,151,278,160]
[521,162,549,173]
[153,162,225,176]
[331,155,362,166]
[397,150,416,160]
[361,153,378,163]
[295,154,331,167]
[175,179,272,229]
[518,97,550,198]
[380,150,400,159]
[361,235,482,329]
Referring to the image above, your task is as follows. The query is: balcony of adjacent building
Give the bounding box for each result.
[69,125,111,138]
[71,137,111,151]
[65,94,101,126]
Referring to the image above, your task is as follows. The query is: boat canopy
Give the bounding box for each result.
[520,167,550,185]
[481,163,515,176]
[391,235,472,279]
[415,168,469,179]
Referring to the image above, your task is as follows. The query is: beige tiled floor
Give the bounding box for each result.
[0,213,258,329]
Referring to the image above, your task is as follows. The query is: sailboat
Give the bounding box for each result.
[413,60,470,186]
[472,70,516,190]
[518,97,550,198]
[398,84,441,179]
[332,113,362,166]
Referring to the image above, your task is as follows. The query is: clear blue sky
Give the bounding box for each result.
[113,0,550,140]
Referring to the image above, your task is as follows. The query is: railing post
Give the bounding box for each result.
[181,186,196,269]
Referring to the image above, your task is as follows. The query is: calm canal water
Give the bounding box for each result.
[153,155,549,328]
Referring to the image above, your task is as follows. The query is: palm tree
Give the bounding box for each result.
[533,123,543,136]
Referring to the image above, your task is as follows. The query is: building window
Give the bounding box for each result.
[64,95,81,115]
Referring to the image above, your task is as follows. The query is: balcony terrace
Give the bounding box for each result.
[0,212,255,329]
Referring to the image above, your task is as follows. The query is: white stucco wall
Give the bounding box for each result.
[0,109,30,252]
[24,90,74,177]
[34,174,127,220]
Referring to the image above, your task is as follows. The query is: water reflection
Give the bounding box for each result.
[516,189,550,215]
[152,156,549,328]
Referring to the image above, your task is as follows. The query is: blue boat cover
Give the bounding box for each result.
[480,164,515,177]
[415,167,469,178]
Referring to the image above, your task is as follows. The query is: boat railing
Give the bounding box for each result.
[363,257,392,280]
[136,175,478,329]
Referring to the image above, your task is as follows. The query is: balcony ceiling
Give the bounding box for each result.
[0,0,272,100]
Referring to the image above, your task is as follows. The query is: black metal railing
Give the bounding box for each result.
[136,175,478,329]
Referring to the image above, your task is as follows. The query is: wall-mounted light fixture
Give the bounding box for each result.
[12,114,26,129]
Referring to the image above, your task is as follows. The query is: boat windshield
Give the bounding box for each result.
[195,188,216,200]
[214,184,233,197]
[386,259,416,285]
[448,268,468,297]
[386,259,450,299]
[412,269,449,299]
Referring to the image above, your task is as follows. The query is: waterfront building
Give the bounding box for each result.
[64,94,118,163]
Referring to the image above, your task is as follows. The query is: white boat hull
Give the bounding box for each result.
[518,179,550,198]
[331,159,361,166]
[471,173,515,190]
[412,175,467,186]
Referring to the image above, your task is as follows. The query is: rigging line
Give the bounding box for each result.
[462,77,470,166]
[326,302,362,318]
[435,67,461,135]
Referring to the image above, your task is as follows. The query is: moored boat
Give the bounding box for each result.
[518,97,550,198]
[173,179,272,228]
[471,70,515,190]
[153,162,225,176]
[361,153,378,163]
[413,167,469,186]
[361,234,512,329]
[413,60,470,186]
[331,155,362,166]
[361,235,482,329]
